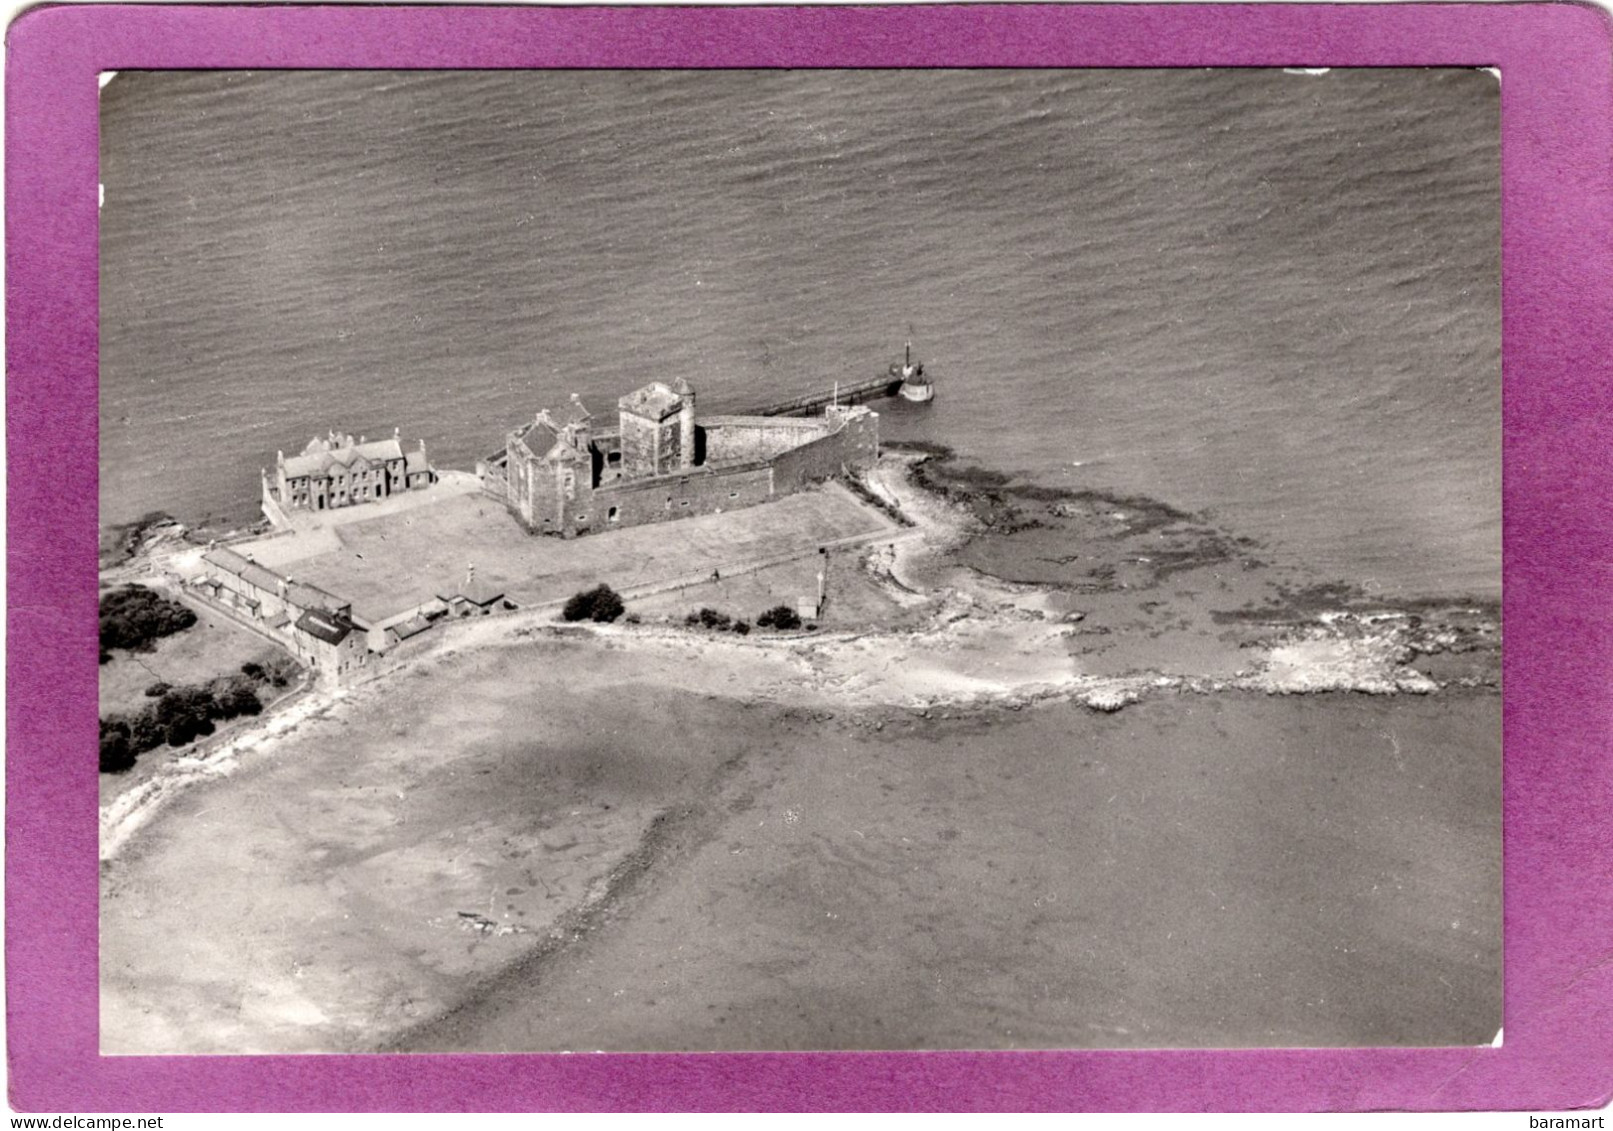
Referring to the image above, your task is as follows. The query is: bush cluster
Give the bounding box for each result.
[562,583,625,623]
[756,604,804,630]
[99,668,287,775]
[241,656,298,688]
[99,585,197,662]
[100,648,300,771]
[683,608,752,635]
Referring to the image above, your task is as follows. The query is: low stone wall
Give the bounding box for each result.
[259,487,295,530]
[347,624,444,688]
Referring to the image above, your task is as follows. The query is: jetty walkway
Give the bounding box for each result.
[744,373,907,417]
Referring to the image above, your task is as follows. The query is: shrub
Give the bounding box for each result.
[562,584,625,624]
[240,661,265,680]
[732,621,751,636]
[100,676,268,772]
[144,681,172,698]
[98,585,196,654]
[588,585,625,623]
[757,605,802,630]
[208,675,263,720]
[696,607,731,630]
[99,719,135,774]
[126,710,165,756]
[260,655,298,688]
[165,713,215,748]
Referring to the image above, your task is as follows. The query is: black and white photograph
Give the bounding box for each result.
[97,68,1501,1055]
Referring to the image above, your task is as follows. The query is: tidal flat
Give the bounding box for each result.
[100,633,1499,1052]
[100,452,1501,1053]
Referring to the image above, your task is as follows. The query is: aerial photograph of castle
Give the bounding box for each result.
[98,67,1502,1056]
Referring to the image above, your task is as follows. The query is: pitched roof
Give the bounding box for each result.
[516,419,558,460]
[390,615,435,640]
[202,547,283,595]
[281,451,333,479]
[405,448,431,475]
[436,577,505,606]
[282,436,405,479]
[295,608,355,646]
[285,580,348,616]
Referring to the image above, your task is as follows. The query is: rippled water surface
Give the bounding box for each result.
[100,68,1499,598]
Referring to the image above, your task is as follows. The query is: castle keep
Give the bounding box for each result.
[479,378,878,537]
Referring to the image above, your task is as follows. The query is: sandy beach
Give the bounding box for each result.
[99,451,1501,1053]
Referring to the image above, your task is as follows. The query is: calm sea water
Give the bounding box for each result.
[99,68,1500,599]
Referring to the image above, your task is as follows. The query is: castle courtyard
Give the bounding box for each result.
[230,478,903,626]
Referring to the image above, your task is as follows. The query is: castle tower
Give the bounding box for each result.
[617,381,687,479]
[672,376,696,470]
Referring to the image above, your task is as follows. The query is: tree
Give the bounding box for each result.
[211,677,262,720]
[696,607,731,630]
[99,585,197,654]
[757,605,802,630]
[99,719,135,774]
[588,585,625,623]
[562,584,625,624]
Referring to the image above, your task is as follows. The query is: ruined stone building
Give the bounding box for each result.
[263,429,435,517]
[478,378,878,537]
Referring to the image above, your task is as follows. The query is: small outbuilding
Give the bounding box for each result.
[436,571,505,617]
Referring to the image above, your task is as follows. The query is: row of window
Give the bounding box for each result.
[291,482,397,507]
[288,471,404,488]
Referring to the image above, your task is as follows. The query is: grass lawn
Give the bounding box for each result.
[629,548,928,633]
[235,484,898,624]
[99,607,284,717]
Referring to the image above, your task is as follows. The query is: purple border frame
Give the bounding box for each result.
[8,2,1613,1113]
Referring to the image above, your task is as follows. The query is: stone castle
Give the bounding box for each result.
[478,377,879,537]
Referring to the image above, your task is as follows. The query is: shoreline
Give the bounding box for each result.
[99,448,1501,1054]
[98,447,1499,862]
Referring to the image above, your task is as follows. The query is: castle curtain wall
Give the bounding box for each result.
[497,382,877,539]
[569,463,775,534]
[769,413,880,492]
[699,417,830,464]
